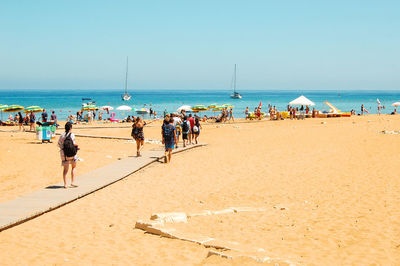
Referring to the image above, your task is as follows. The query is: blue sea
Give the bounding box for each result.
[1,89,399,120]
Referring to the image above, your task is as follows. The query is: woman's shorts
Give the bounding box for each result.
[61,156,77,166]
[182,133,188,140]
[164,141,175,150]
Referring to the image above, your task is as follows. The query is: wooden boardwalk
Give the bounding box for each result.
[0,144,205,232]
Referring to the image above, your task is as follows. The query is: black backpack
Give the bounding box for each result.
[182,121,189,133]
[63,133,77,157]
[163,124,174,141]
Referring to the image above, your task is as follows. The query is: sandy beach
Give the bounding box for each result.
[1,115,400,264]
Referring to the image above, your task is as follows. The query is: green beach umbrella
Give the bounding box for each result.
[23,106,43,113]
[207,103,217,110]
[221,103,234,109]
[192,105,208,112]
[81,105,98,111]
[212,106,224,111]
[3,105,24,113]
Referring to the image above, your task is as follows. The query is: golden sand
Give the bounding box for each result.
[0,115,400,264]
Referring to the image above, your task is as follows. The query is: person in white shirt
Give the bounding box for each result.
[58,122,79,188]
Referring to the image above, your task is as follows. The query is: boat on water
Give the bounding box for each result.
[121,57,131,101]
[230,64,242,99]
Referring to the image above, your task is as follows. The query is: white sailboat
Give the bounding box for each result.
[230,64,242,99]
[121,57,131,101]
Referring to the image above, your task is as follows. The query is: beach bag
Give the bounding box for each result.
[193,125,199,133]
[63,133,77,157]
[163,124,174,142]
[182,121,189,133]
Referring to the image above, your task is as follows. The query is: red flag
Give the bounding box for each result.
[258,101,262,109]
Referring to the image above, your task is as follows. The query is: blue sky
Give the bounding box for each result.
[0,0,399,90]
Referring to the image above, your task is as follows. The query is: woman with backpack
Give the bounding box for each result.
[161,117,177,163]
[193,117,202,144]
[58,122,79,188]
[181,116,190,147]
[131,117,145,157]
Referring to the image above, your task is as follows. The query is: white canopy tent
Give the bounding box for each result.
[289,95,315,106]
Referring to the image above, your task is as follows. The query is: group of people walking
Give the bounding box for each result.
[131,113,202,163]
[58,113,203,188]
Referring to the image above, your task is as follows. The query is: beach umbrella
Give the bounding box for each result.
[289,95,315,106]
[207,103,217,110]
[116,105,132,111]
[81,105,98,111]
[192,105,208,112]
[212,106,225,111]
[392,102,400,107]
[177,105,192,112]
[3,105,24,112]
[100,105,114,111]
[0,104,8,120]
[23,106,43,113]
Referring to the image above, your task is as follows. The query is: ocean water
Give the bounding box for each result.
[0,89,399,120]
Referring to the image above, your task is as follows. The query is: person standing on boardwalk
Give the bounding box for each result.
[162,117,177,163]
[193,117,202,144]
[131,117,145,157]
[172,114,182,148]
[187,114,195,144]
[58,122,79,188]
[181,116,190,147]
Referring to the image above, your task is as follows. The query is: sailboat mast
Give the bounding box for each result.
[124,57,129,94]
[233,64,237,93]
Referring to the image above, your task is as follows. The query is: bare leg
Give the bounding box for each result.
[168,149,172,162]
[70,162,77,187]
[164,150,169,163]
[63,164,69,188]
[136,139,141,156]
[195,135,198,144]
[140,140,144,152]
